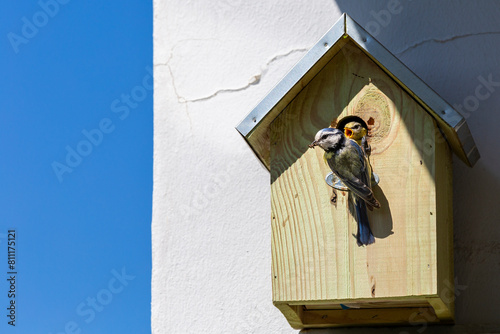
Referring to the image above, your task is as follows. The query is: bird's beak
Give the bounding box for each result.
[309,141,317,149]
[344,128,353,138]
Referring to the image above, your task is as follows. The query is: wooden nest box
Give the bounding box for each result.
[236,14,479,329]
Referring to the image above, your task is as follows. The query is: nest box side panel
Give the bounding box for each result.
[270,41,448,310]
[431,126,454,321]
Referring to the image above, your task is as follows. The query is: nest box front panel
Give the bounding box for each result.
[270,41,452,307]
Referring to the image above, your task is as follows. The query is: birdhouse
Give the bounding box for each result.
[236,14,479,329]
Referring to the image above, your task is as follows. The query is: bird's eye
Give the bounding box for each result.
[321,134,328,140]
[354,125,360,129]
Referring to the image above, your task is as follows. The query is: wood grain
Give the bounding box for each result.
[270,41,453,327]
[301,306,439,327]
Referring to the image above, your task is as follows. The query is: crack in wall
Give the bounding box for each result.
[162,46,309,103]
[153,56,194,129]
[183,47,308,103]
[160,31,500,106]
[155,39,221,129]
[395,31,500,56]
[156,38,220,103]
[155,40,309,130]
[184,77,261,103]
[261,47,309,75]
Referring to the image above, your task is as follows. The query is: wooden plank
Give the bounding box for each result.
[433,122,455,322]
[277,297,454,328]
[273,303,304,329]
[288,295,438,306]
[301,307,439,327]
[303,300,430,310]
[271,41,444,310]
[427,297,453,322]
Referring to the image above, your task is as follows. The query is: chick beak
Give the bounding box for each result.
[345,128,353,138]
[309,141,318,149]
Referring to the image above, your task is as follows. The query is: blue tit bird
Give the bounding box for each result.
[309,128,380,246]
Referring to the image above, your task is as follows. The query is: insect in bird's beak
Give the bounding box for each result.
[344,128,353,138]
[309,141,317,149]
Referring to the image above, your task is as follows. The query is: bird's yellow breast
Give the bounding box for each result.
[323,151,335,164]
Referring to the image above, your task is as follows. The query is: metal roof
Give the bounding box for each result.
[236,13,479,168]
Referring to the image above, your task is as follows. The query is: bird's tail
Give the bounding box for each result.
[355,198,375,246]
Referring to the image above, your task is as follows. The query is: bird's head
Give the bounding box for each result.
[309,128,345,151]
[344,121,367,140]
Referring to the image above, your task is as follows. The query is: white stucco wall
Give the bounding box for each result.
[153,1,500,333]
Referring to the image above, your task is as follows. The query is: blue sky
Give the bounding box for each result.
[1,1,152,333]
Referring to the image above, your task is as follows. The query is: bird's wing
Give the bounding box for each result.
[336,171,372,202]
[328,143,380,208]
